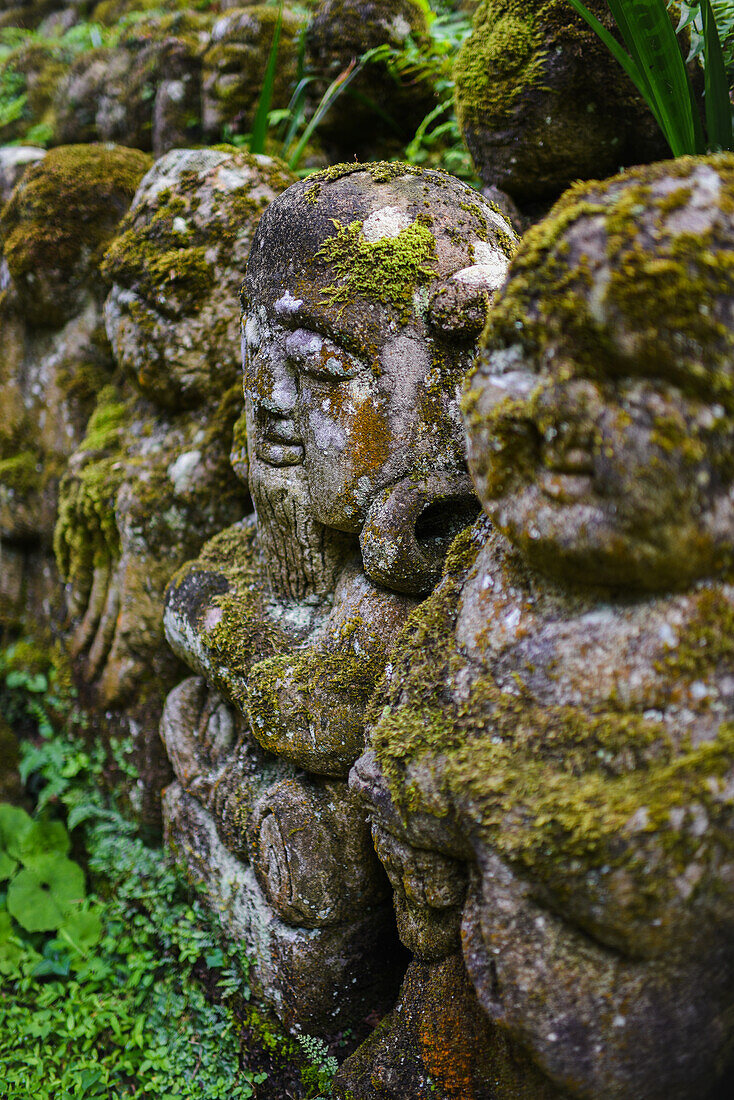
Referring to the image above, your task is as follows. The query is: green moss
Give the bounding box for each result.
[101,150,293,309]
[369,520,734,935]
[304,161,422,204]
[0,451,41,494]
[316,217,438,323]
[174,522,293,713]
[0,144,151,292]
[474,155,734,409]
[453,0,633,131]
[53,387,128,592]
[80,387,128,451]
[658,588,734,679]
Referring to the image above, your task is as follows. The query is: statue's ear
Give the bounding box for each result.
[426,278,491,340]
[426,256,511,341]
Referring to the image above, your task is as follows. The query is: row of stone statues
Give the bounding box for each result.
[2,141,734,1097]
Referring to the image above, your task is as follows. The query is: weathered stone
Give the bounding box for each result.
[351,156,734,1098]
[0,147,45,205]
[160,162,514,1029]
[454,0,671,204]
[54,148,292,828]
[53,14,211,155]
[0,144,149,638]
[163,778,403,1032]
[304,0,435,160]
[332,954,562,1100]
[201,4,303,144]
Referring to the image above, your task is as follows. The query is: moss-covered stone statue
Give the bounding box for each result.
[454,0,671,206]
[201,4,303,144]
[0,143,150,640]
[304,0,435,161]
[53,12,212,155]
[160,161,518,1029]
[53,148,293,829]
[342,155,734,1099]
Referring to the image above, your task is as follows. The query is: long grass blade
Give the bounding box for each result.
[249,0,283,155]
[281,76,314,155]
[608,0,701,154]
[701,0,734,148]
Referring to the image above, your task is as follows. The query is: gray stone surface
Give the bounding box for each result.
[346,155,734,1098]
[160,162,515,1029]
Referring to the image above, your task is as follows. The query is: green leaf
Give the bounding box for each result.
[0,803,33,866]
[609,0,702,154]
[6,853,85,931]
[17,818,70,861]
[566,0,666,130]
[56,908,103,956]
[249,0,283,155]
[701,0,734,148]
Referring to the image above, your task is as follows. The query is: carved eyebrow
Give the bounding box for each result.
[273,297,371,360]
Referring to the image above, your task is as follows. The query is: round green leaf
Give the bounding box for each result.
[0,850,17,882]
[6,854,85,932]
[0,804,33,861]
[57,908,102,955]
[17,818,70,861]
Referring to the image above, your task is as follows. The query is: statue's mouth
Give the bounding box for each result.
[360,473,480,595]
[255,416,304,467]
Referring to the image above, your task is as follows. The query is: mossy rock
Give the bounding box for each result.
[465,153,734,589]
[201,4,304,143]
[454,0,674,203]
[0,143,151,327]
[102,146,295,408]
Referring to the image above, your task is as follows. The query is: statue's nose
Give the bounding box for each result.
[248,345,298,417]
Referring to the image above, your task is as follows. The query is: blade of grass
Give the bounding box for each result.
[701,0,734,148]
[281,76,314,156]
[249,0,283,155]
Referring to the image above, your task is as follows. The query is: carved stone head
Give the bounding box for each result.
[242,163,518,595]
[465,155,734,591]
[102,147,294,409]
[0,144,149,630]
[342,155,734,1100]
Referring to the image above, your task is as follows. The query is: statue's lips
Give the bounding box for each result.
[538,471,593,502]
[537,445,594,502]
[255,417,304,466]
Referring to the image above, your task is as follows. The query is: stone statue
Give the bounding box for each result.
[201,5,302,145]
[54,148,293,828]
[160,162,518,1030]
[0,143,150,640]
[343,155,734,1099]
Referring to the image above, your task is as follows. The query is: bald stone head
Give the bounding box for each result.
[243,163,517,589]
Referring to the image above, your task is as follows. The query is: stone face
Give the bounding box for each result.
[304,0,435,160]
[201,4,303,144]
[348,156,734,1098]
[160,162,516,1029]
[54,148,292,828]
[454,0,670,204]
[0,143,150,637]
